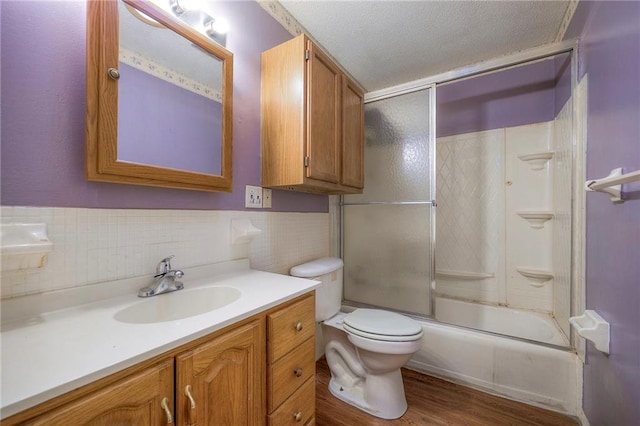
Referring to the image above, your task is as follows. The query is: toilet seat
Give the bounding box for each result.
[343,309,423,342]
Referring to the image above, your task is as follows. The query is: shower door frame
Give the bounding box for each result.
[340,38,581,349]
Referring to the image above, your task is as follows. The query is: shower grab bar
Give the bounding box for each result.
[585,167,640,203]
[341,200,437,206]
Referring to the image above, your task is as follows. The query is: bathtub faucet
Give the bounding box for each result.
[138,255,184,297]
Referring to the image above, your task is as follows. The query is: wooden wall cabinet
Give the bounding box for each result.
[261,35,365,194]
[5,294,316,426]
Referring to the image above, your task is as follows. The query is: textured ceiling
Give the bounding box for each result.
[280,0,571,92]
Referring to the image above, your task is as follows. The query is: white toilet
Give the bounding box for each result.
[290,257,423,420]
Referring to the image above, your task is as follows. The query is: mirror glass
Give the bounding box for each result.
[117,1,223,175]
[86,0,232,192]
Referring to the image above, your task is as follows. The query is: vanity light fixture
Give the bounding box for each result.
[164,0,230,46]
[206,17,229,35]
[125,3,164,28]
[169,0,202,16]
[204,18,229,46]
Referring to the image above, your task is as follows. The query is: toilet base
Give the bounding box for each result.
[328,373,408,420]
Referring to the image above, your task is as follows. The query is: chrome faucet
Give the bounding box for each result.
[138,255,185,297]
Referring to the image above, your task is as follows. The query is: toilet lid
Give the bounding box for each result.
[343,309,423,342]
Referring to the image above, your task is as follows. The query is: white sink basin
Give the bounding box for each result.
[114,286,241,324]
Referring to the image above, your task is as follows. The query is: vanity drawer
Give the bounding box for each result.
[267,377,315,426]
[268,337,316,411]
[267,294,315,363]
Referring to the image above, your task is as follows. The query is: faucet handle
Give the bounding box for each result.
[156,255,175,276]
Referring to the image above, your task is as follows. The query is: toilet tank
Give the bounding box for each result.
[290,257,343,322]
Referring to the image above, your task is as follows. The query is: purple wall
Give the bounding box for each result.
[436,58,558,137]
[118,63,222,175]
[0,1,327,212]
[554,53,572,116]
[565,1,640,424]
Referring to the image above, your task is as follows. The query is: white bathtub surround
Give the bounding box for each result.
[436,128,506,305]
[0,207,329,300]
[552,96,575,339]
[436,112,574,343]
[0,259,320,419]
[406,319,580,416]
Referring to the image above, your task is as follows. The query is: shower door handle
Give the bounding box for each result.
[430,200,437,207]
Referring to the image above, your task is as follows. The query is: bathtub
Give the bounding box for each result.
[434,297,569,347]
[406,300,580,416]
[321,300,580,416]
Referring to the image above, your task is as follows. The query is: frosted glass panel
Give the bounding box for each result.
[343,205,431,315]
[346,89,431,203]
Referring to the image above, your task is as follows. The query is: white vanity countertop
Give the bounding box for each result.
[0,259,320,419]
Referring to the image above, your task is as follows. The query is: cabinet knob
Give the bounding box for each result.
[160,396,173,424]
[294,322,303,332]
[107,67,120,81]
[294,367,303,377]
[293,411,303,422]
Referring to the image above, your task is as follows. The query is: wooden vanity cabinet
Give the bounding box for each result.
[266,293,316,425]
[20,359,175,425]
[4,294,317,426]
[176,319,264,426]
[261,34,364,194]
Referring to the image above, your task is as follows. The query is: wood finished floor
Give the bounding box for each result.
[315,358,578,426]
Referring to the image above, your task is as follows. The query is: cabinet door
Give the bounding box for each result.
[176,319,265,426]
[306,41,341,184]
[341,76,365,189]
[26,359,174,425]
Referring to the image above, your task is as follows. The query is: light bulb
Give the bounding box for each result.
[170,0,203,15]
[209,18,229,35]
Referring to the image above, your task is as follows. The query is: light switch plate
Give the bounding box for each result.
[245,185,263,208]
[262,188,272,208]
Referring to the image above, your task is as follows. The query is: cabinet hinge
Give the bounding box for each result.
[305,49,310,61]
[304,156,310,167]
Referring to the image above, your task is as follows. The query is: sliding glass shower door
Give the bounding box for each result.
[342,88,434,316]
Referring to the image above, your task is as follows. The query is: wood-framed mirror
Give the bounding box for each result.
[86,0,233,192]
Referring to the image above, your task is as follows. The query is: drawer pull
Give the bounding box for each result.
[160,396,173,424]
[185,384,196,409]
[294,367,303,377]
[294,411,303,422]
[294,322,303,332]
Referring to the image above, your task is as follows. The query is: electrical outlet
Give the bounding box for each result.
[262,188,272,208]
[245,185,263,208]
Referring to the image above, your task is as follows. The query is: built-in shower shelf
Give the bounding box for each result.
[436,270,495,281]
[516,211,554,229]
[518,151,554,171]
[516,267,553,287]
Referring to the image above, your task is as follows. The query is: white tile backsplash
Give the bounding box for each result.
[1,207,329,299]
